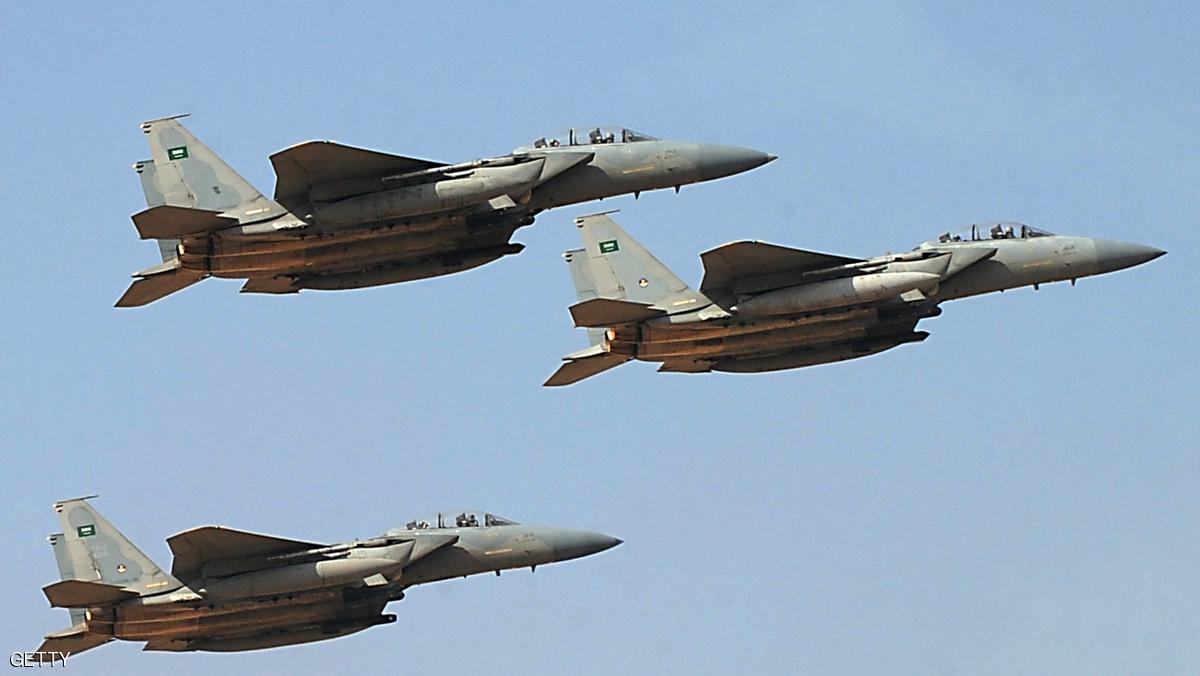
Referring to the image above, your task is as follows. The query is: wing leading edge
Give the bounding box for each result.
[700,241,862,295]
[270,141,446,206]
[167,526,326,582]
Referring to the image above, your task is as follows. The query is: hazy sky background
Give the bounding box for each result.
[2,3,1196,674]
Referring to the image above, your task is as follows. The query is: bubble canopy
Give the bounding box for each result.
[519,126,658,151]
[394,510,520,532]
[930,222,1054,244]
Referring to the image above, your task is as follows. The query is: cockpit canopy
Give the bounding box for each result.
[520,126,658,151]
[398,510,519,531]
[932,222,1054,244]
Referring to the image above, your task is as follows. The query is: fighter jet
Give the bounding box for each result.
[118,117,774,306]
[545,214,1165,385]
[35,497,620,656]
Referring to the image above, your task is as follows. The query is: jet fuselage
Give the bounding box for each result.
[120,118,773,305]
[38,499,620,655]
[642,234,1163,372]
[185,140,771,283]
[547,216,1164,384]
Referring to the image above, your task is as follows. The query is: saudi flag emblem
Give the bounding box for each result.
[599,239,619,254]
[167,146,189,161]
[77,524,96,537]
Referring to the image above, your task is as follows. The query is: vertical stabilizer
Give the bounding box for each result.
[547,213,714,387]
[48,534,86,626]
[133,159,180,262]
[564,248,606,347]
[140,115,279,219]
[134,158,166,208]
[572,211,699,306]
[52,497,181,596]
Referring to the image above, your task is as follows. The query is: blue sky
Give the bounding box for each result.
[2,3,1196,674]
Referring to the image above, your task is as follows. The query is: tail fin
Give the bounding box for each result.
[48,533,87,625]
[570,211,701,307]
[546,212,711,387]
[37,497,178,660]
[122,115,283,307]
[140,115,276,216]
[564,248,607,347]
[48,496,181,596]
[132,159,179,262]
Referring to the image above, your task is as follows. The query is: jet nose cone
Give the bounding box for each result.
[1093,240,1167,274]
[549,529,623,562]
[699,144,776,181]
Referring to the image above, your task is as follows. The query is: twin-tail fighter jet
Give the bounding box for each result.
[36,497,620,656]
[545,213,1165,385]
[118,117,774,307]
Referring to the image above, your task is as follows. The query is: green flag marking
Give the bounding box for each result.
[599,239,619,254]
[77,524,96,537]
[167,146,189,161]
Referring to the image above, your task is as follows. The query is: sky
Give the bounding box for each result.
[1,2,1196,674]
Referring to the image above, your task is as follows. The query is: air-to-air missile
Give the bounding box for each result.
[545,214,1165,385]
[118,117,774,306]
[34,497,620,657]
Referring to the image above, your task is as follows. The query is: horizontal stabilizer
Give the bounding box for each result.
[701,241,861,293]
[116,264,206,307]
[569,298,665,328]
[131,205,237,240]
[43,579,138,608]
[544,352,631,387]
[270,140,446,206]
[168,526,325,582]
[37,625,111,657]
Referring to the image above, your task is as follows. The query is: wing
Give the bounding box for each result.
[167,526,326,582]
[700,241,862,295]
[270,141,446,206]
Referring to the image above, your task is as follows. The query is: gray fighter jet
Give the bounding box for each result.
[118,117,774,306]
[35,497,620,656]
[546,214,1165,385]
